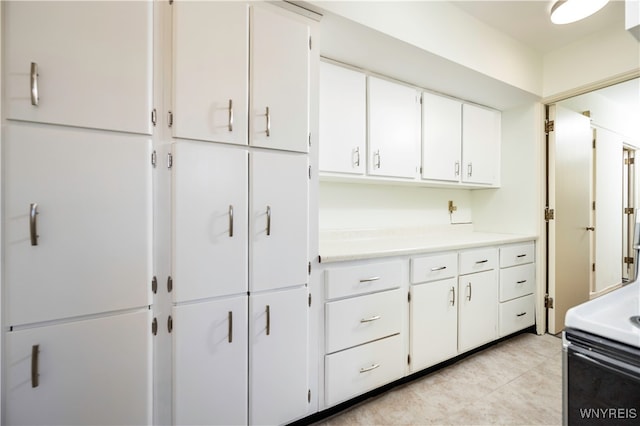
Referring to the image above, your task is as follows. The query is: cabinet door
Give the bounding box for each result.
[4,125,152,326]
[410,278,458,372]
[173,296,248,426]
[319,62,366,174]
[250,287,309,425]
[462,104,501,185]
[5,310,152,426]
[422,92,462,182]
[4,1,152,134]
[250,151,308,293]
[251,5,310,153]
[368,76,421,179]
[172,141,248,303]
[458,270,498,352]
[173,1,248,145]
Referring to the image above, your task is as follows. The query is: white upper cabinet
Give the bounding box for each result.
[250,6,310,153]
[172,141,248,303]
[250,151,309,293]
[368,77,421,179]
[462,103,501,185]
[319,62,366,174]
[422,92,462,182]
[173,1,249,145]
[4,1,152,134]
[4,124,152,327]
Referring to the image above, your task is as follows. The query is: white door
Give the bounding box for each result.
[368,76,421,179]
[173,296,248,426]
[458,270,498,352]
[548,105,592,334]
[410,278,458,372]
[4,124,152,326]
[5,310,152,426]
[319,61,366,174]
[249,286,309,425]
[250,5,309,153]
[250,151,308,293]
[462,104,501,185]
[4,1,152,134]
[422,92,462,182]
[172,141,248,303]
[173,1,248,145]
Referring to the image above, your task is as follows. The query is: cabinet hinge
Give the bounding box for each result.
[151,276,158,294]
[167,316,173,333]
[308,389,311,403]
[544,294,554,309]
[545,120,554,134]
[151,108,157,127]
[308,293,312,307]
[152,317,158,336]
[624,257,635,265]
[625,207,635,214]
[544,207,555,222]
[167,276,173,293]
[168,111,174,128]
[167,153,173,169]
[151,150,157,168]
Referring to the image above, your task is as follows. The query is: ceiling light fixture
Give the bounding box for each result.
[550,0,610,25]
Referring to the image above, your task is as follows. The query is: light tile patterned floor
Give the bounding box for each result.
[315,333,563,426]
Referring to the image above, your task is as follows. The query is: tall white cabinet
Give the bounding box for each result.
[2,1,154,424]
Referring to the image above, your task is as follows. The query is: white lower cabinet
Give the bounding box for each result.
[498,242,536,337]
[173,297,248,426]
[5,310,152,426]
[458,269,498,352]
[499,294,535,337]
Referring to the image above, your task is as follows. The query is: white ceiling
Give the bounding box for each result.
[451,0,627,54]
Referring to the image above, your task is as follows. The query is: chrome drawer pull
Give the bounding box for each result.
[466,283,472,301]
[29,203,39,246]
[430,266,447,271]
[516,254,527,258]
[516,312,527,317]
[30,62,39,106]
[228,205,234,237]
[31,344,40,388]
[353,146,360,167]
[265,106,271,137]
[359,363,380,373]
[265,305,271,336]
[450,286,455,306]
[454,161,460,176]
[359,277,380,283]
[516,280,527,284]
[228,99,234,132]
[228,311,233,343]
[374,150,381,169]
[360,315,381,323]
[266,205,271,236]
[475,259,489,264]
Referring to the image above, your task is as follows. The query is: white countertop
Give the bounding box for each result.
[319,225,538,263]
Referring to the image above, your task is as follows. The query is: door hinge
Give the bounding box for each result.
[545,120,554,134]
[167,276,173,293]
[168,111,174,128]
[308,293,312,307]
[625,207,635,214]
[625,157,635,165]
[151,276,158,294]
[544,294,554,309]
[151,108,157,127]
[167,316,173,333]
[624,257,635,264]
[151,150,157,168]
[152,317,158,336]
[545,207,555,221]
[308,389,311,403]
[167,153,173,169]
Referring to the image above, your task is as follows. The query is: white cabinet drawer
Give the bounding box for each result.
[499,263,535,302]
[325,261,402,300]
[410,252,457,284]
[499,294,535,337]
[500,242,535,268]
[325,334,404,407]
[325,289,402,353]
[459,247,497,275]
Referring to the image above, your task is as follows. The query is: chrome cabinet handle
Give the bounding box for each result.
[374,150,381,169]
[516,312,527,317]
[228,99,233,132]
[475,259,489,264]
[586,226,595,231]
[266,205,271,236]
[30,62,39,106]
[431,266,447,271]
[455,161,460,176]
[467,163,473,177]
[516,254,527,258]
[228,205,234,237]
[360,364,380,373]
[353,147,360,167]
[265,305,271,336]
[516,279,527,284]
[265,107,271,137]
[30,203,39,246]
[466,283,472,301]
[31,344,40,388]
[450,286,455,306]
[360,315,381,323]
[228,311,233,343]
[359,277,380,283]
